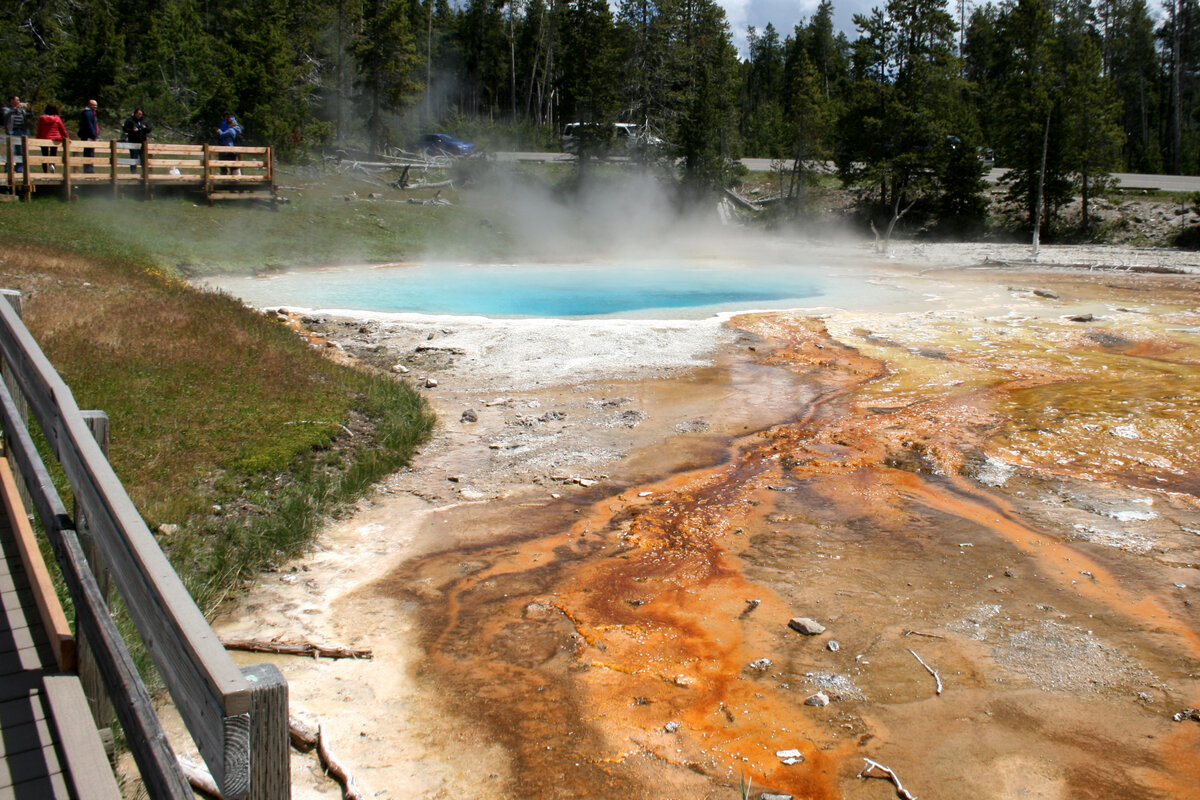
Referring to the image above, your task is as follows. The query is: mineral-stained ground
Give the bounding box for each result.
[203,248,1200,800]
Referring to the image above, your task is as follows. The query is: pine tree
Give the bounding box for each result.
[353,0,421,154]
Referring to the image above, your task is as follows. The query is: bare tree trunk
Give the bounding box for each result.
[1172,0,1182,174]
[1033,105,1051,260]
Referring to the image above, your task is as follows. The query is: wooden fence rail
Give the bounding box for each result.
[0,291,289,799]
[2,137,275,204]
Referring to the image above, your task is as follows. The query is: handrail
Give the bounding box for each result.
[0,137,274,203]
[0,291,289,799]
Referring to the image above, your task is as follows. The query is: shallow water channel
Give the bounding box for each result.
[215,261,1200,800]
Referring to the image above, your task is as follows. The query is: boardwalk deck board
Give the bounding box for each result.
[0,487,120,800]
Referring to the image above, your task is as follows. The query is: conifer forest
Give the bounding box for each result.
[5,0,1200,227]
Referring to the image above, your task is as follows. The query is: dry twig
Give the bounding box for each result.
[220,636,373,660]
[908,648,943,695]
[858,757,917,800]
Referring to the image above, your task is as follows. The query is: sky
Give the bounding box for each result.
[716,0,871,53]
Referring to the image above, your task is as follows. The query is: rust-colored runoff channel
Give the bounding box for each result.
[385,287,1200,800]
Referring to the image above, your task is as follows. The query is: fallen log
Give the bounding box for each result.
[219,636,373,660]
[290,714,320,752]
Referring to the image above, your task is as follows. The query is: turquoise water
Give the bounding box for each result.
[207,261,898,319]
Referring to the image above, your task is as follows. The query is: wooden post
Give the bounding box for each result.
[0,290,32,512]
[22,137,31,201]
[143,142,152,199]
[76,409,116,760]
[240,664,290,800]
[111,140,119,198]
[203,143,212,202]
[63,142,72,201]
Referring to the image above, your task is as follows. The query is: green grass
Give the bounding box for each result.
[0,165,502,274]
[0,180,439,616]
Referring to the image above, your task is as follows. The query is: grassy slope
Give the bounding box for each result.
[0,169,452,611]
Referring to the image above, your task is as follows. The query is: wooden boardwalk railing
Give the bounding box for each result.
[0,290,289,799]
[1,137,275,205]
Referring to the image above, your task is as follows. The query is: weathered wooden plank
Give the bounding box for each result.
[0,738,61,787]
[0,711,52,758]
[2,770,72,800]
[40,677,121,800]
[0,459,72,672]
[242,664,289,800]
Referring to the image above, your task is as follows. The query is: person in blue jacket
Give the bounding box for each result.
[216,112,242,175]
[79,99,99,173]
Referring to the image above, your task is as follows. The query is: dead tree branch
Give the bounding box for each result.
[858,758,918,800]
[318,724,369,800]
[908,648,943,695]
[220,636,373,660]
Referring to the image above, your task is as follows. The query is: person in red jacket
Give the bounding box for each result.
[35,104,69,173]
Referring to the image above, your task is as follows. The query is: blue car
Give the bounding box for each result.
[412,133,476,157]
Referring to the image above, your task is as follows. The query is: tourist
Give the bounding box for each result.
[216,112,242,175]
[79,98,98,173]
[35,104,69,173]
[3,95,27,173]
[122,108,151,173]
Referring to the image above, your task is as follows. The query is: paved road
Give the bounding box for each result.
[493,152,1200,193]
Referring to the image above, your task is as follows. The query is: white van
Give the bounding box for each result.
[562,122,663,153]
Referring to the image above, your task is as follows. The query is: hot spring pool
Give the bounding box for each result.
[203,260,905,319]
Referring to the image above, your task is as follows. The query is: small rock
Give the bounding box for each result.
[460,489,486,500]
[761,794,794,800]
[664,721,680,733]
[672,675,693,688]
[1068,313,1095,322]
[576,478,597,487]
[638,491,654,497]
[749,658,773,671]
[1137,692,1153,702]
[540,410,567,422]
[460,409,478,423]
[424,377,439,388]
[1173,708,1200,723]
[1033,289,1060,299]
[827,640,840,652]
[775,748,805,765]
[157,523,180,537]
[447,475,462,483]
[804,691,830,707]
[393,363,410,374]
[788,617,826,636]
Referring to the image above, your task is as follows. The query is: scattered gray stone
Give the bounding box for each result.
[460,409,478,423]
[664,721,680,733]
[775,749,805,765]
[392,363,410,374]
[761,794,793,800]
[460,488,486,500]
[1136,692,1153,703]
[1068,313,1095,322]
[804,691,830,707]
[424,377,439,388]
[789,617,826,636]
[827,640,840,652]
[672,675,693,688]
[1033,289,1060,299]
[749,658,773,671]
[1174,708,1200,722]
[157,523,180,537]
[540,410,567,422]
[676,418,710,433]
